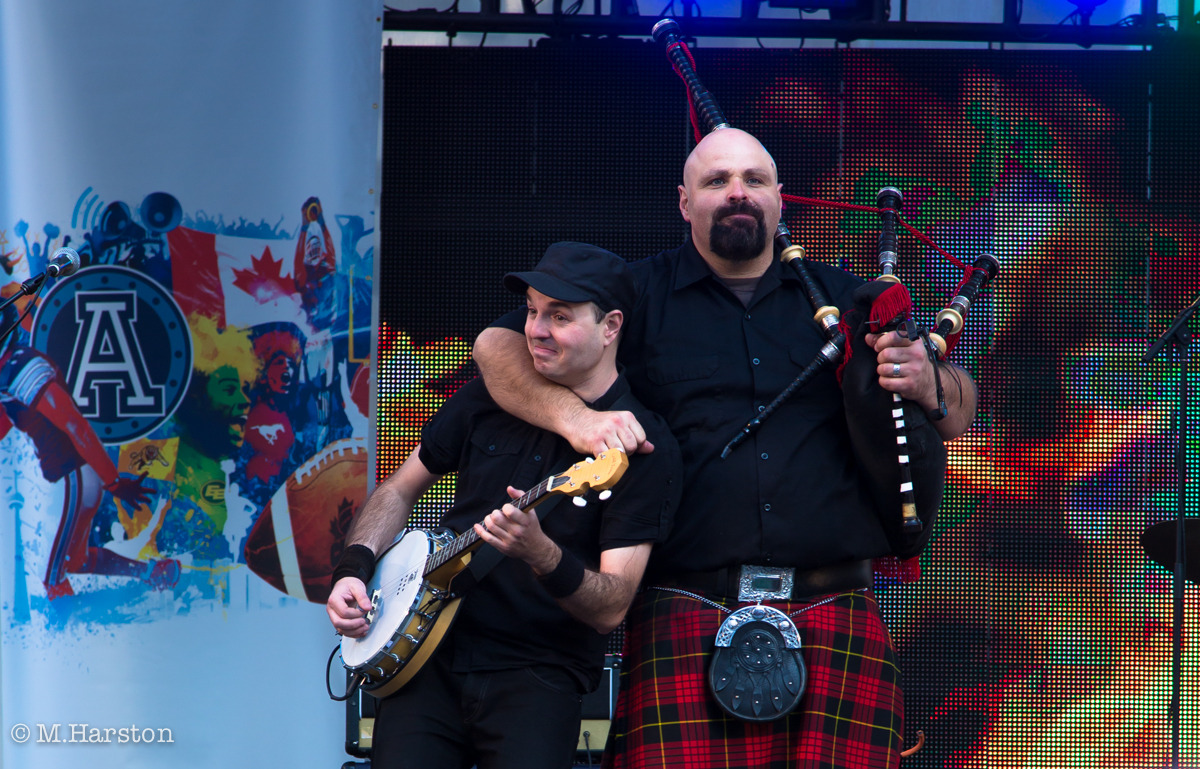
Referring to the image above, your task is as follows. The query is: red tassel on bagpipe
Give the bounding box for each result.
[835,281,913,386]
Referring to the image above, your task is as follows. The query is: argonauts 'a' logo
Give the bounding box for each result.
[32,266,192,444]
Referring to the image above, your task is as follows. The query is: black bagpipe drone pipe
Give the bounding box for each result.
[652,18,998,552]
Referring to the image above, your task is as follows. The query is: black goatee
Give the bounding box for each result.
[709,201,769,262]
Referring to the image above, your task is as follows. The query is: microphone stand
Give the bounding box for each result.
[0,273,49,347]
[1141,295,1198,769]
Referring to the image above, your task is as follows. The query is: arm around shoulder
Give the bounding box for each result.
[473,326,653,456]
[474,326,584,434]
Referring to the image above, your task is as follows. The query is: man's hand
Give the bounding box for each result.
[327,577,373,638]
[564,409,654,456]
[866,328,978,440]
[474,486,561,574]
[866,329,938,412]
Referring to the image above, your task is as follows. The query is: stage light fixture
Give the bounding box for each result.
[763,0,867,10]
[764,0,857,6]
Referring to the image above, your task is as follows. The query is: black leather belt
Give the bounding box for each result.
[656,559,872,602]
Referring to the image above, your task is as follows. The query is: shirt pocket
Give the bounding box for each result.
[643,354,724,434]
[467,424,525,461]
[466,422,561,496]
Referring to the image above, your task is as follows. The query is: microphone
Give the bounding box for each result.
[0,248,84,329]
[46,247,81,278]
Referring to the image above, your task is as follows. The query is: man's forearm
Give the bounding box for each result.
[533,543,650,635]
[475,326,652,455]
[345,452,440,556]
[473,326,586,436]
[344,483,411,557]
[930,362,978,440]
[559,569,641,635]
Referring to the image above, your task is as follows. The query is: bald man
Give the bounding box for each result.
[474,128,977,768]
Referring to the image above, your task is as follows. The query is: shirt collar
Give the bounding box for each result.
[586,369,631,412]
[672,236,798,295]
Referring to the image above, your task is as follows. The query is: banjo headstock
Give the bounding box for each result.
[550,449,629,497]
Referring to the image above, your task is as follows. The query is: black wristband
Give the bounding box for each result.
[331,544,376,588]
[538,547,586,599]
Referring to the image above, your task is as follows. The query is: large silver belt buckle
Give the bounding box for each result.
[737,565,794,602]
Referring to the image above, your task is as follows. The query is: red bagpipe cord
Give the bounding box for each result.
[783,191,974,354]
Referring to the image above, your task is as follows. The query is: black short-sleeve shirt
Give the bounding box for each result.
[417,375,680,688]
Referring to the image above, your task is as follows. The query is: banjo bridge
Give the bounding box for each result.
[365,589,382,625]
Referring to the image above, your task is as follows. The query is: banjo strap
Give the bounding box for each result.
[454,492,571,594]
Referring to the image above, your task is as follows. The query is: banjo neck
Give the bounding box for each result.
[421,472,570,578]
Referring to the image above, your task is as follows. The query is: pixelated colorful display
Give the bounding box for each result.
[379,42,1199,764]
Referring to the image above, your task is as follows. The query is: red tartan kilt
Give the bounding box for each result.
[603,588,903,769]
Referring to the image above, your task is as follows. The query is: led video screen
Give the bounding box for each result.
[380,40,1199,765]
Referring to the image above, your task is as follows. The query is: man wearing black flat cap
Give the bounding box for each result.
[327,242,681,769]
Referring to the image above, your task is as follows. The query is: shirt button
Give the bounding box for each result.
[764,503,772,512]
[488,445,496,451]
[534,455,542,462]
[757,405,765,413]
[752,358,760,366]
[760,452,769,460]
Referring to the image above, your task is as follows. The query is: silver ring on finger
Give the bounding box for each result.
[891,362,902,378]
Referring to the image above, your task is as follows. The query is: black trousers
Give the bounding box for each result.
[371,648,584,769]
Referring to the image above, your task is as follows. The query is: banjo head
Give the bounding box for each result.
[340,530,432,668]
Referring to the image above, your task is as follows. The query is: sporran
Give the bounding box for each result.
[708,604,806,722]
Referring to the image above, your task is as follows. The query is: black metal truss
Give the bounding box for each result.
[383,1,1198,47]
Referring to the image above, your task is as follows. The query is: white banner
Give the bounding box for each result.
[0,2,380,767]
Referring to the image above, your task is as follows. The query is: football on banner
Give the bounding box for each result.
[245,437,368,603]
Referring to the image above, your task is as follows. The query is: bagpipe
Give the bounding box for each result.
[652,18,998,557]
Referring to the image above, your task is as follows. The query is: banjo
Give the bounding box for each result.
[339,448,629,698]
